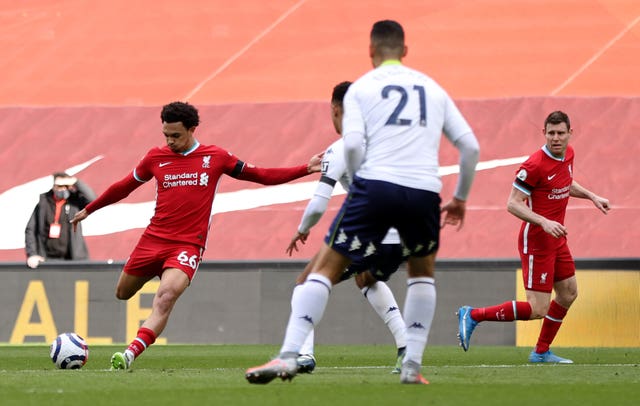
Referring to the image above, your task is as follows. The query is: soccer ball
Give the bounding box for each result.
[50,332,89,369]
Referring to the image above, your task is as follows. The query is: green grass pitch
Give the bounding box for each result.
[1,345,638,405]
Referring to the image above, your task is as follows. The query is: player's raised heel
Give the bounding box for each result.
[246,357,298,384]
[457,306,478,352]
[528,350,573,364]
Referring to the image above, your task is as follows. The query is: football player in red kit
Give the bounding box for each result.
[71,101,322,370]
[457,110,610,363]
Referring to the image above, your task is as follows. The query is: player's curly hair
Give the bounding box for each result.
[161,101,200,129]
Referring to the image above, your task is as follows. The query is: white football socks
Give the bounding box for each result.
[362,281,407,349]
[291,284,315,355]
[280,274,332,355]
[403,277,436,365]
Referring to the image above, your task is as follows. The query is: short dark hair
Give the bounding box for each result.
[331,81,352,106]
[544,111,571,130]
[161,101,200,129]
[52,172,70,179]
[370,20,405,52]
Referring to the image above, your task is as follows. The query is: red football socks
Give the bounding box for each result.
[535,300,568,353]
[127,327,157,359]
[470,301,532,322]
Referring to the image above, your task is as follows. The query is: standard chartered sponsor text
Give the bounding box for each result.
[548,185,570,200]
[164,172,199,188]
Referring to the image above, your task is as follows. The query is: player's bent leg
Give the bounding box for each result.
[527,286,573,363]
[354,271,377,289]
[114,272,154,300]
[406,253,435,278]
[146,268,190,334]
[113,268,188,370]
[357,272,407,372]
[313,243,352,285]
[525,289,553,319]
[553,276,578,309]
[295,253,318,285]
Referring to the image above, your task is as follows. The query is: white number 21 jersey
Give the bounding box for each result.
[342,61,473,193]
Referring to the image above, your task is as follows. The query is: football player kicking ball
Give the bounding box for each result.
[286,81,408,375]
[457,111,610,363]
[71,101,322,370]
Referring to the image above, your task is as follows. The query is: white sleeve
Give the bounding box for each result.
[344,132,365,181]
[342,86,366,181]
[297,142,346,234]
[452,131,480,201]
[442,93,473,144]
[297,182,334,233]
[440,94,479,200]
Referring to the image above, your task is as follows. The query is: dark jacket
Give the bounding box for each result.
[25,180,96,260]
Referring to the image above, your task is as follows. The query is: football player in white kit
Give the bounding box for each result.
[286,81,408,375]
[247,19,480,385]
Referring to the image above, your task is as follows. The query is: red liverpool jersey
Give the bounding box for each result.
[133,143,239,247]
[512,145,574,254]
[85,141,309,251]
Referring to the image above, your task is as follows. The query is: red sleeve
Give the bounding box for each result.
[514,154,540,193]
[234,164,310,185]
[85,173,144,214]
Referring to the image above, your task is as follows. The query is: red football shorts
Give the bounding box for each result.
[123,233,203,281]
[520,240,575,293]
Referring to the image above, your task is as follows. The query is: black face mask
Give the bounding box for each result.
[53,189,70,200]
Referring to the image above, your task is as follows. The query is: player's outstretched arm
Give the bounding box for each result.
[70,209,89,232]
[70,173,143,231]
[307,152,323,173]
[235,152,324,185]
